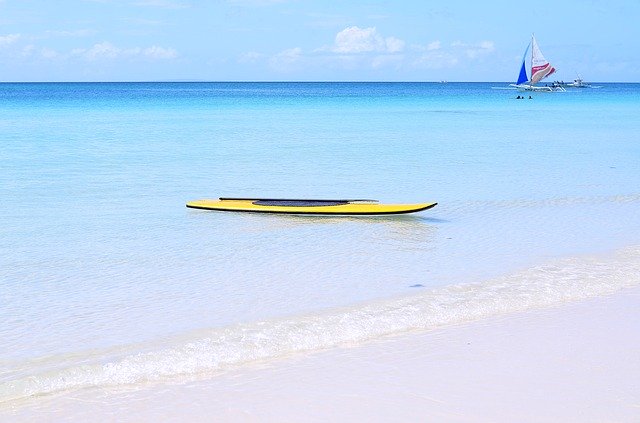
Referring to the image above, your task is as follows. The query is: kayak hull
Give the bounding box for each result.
[186,198,437,215]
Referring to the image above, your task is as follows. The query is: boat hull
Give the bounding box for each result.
[186,198,437,215]
[509,84,565,92]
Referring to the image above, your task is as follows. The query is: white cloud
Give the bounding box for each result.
[274,47,302,63]
[84,41,121,60]
[333,26,380,53]
[427,41,441,51]
[238,51,266,63]
[479,41,494,49]
[276,47,302,60]
[143,45,177,59]
[238,30,494,75]
[410,41,441,52]
[385,36,405,53]
[22,44,35,57]
[269,47,302,70]
[330,26,404,54]
[74,41,177,60]
[0,33,21,46]
[70,48,86,56]
[451,40,495,59]
[40,48,59,59]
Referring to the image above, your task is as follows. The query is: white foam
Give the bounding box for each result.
[2,245,640,405]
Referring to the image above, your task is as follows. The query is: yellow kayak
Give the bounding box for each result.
[186,198,437,215]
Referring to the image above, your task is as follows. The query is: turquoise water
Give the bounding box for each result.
[1,82,639,402]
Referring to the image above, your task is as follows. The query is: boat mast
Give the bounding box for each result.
[530,33,535,86]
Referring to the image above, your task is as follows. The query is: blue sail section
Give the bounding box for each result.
[516,61,528,85]
[515,43,530,85]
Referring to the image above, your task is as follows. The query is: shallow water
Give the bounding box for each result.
[1,82,639,404]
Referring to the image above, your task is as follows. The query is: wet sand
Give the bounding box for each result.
[5,286,639,422]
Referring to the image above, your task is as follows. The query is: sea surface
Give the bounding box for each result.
[1,82,639,406]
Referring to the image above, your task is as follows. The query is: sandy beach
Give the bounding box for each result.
[5,285,639,422]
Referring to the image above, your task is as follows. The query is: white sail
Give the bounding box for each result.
[530,35,556,84]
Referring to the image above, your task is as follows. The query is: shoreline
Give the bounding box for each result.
[3,285,640,422]
[2,245,639,407]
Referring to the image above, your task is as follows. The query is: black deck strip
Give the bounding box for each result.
[252,200,348,207]
[219,197,378,203]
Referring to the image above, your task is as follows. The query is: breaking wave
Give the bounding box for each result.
[2,245,639,405]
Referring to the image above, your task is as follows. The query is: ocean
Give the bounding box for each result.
[1,82,639,406]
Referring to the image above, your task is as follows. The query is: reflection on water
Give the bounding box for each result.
[188,209,440,254]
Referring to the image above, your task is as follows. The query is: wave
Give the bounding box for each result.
[465,193,640,209]
[2,245,639,405]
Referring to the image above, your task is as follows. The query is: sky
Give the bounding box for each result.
[0,0,638,82]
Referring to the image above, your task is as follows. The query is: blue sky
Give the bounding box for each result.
[0,0,638,82]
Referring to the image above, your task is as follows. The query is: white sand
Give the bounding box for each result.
[6,286,640,422]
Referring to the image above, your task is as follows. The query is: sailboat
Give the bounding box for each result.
[510,34,565,92]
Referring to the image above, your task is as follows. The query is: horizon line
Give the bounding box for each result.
[0,80,635,84]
